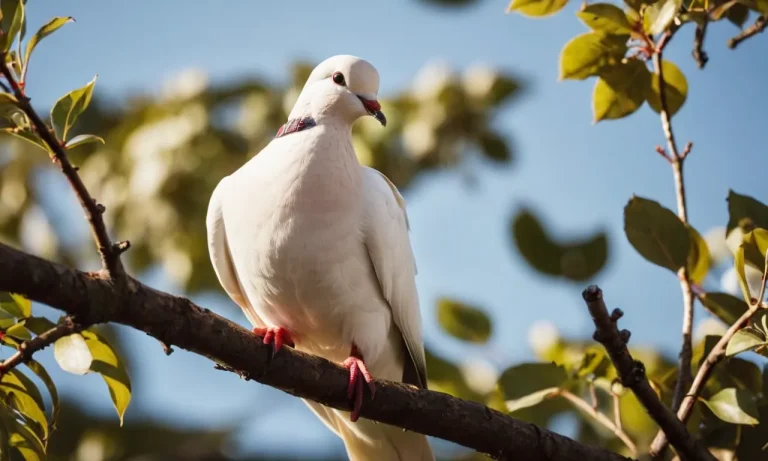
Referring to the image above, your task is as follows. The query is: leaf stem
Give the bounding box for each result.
[0,318,81,376]
[557,389,637,457]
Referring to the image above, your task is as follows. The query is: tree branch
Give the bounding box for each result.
[0,317,81,376]
[0,59,126,278]
[582,285,715,461]
[693,20,709,69]
[728,15,767,49]
[0,243,632,461]
[653,33,696,422]
[557,389,637,457]
[650,251,768,456]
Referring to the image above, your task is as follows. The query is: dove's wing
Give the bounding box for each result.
[362,167,427,388]
[206,177,265,328]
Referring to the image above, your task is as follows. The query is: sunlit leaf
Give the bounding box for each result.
[742,228,768,270]
[436,298,492,344]
[700,292,749,325]
[0,0,24,53]
[499,362,568,401]
[0,402,45,460]
[64,133,104,150]
[735,244,751,302]
[22,16,74,79]
[0,371,47,442]
[624,196,690,272]
[22,317,55,336]
[593,60,650,122]
[82,330,132,425]
[507,0,569,17]
[7,294,29,318]
[727,190,768,238]
[576,348,607,377]
[50,75,97,141]
[687,225,710,284]
[701,388,760,425]
[5,323,30,340]
[53,333,92,375]
[0,93,17,105]
[512,208,608,281]
[577,3,632,34]
[644,0,682,35]
[0,128,48,153]
[726,328,767,356]
[26,360,59,431]
[559,32,627,81]
[646,60,688,116]
[505,387,560,413]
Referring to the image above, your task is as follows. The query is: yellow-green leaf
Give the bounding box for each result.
[5,323,30,340]
[0,93,17,105]
[499,362,568,402]
[436,298,492,344]
[0,128,48,153]
[624,196,690,272]
[701,388,760,425]
[644,0,682,35]
[0,371,47,442]
[512,208,608,281]
[50,75,97,141]
[559,32,627,81]
[0,0,24,53]
[65,133,104,150]
[26,360,59,431]
[0,402,45,460]
[82,330,131,425]
[700,292,749,325]
[687,225,711,284]
[577,3,633,34]
[22,317,55,336]
[726,328,767,356]
[726,190,768,238]
[742,228,768,270]
[22,17,74,80]
[647,60,688,116]
[53,333,92,375]
[8,294,29,318]
[507,0,569,17]
[735,244,751,302]
[593,60,650,122]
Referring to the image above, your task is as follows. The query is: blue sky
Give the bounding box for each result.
[18,0,768,458]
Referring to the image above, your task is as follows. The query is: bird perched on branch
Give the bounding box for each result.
[206,55,433,461]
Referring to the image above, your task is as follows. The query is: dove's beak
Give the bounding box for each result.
[358,96,387,127]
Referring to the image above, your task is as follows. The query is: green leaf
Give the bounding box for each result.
[726,3,750,27]
[593,60,650,122]
[0,129,48,153]
[576,348,607,377]
[26,360,59,431]
[0,419,9,461]
[0,0,24,53]
[735,244,751,302]
[53,333,92,375]
[22,317,55,336]
[624,196,690,272]
[647,60,688,116]
[436,298,492,343]
[512,208,608,281]
[22,16,74,79]
[0,371,47,443]
[507,0,569,17]
[701,388,760,425]
[65,133,104,150]
[700,292,749,325]
[577,3,633,34]
[5,412,45,461]
[499,362,568,401]
[82,330,132,425]
[726,328,767,356]
[559,32,627,81]
[50,75,97,141]
[687,225,710,284]
[505,387,560,412]
[644,0,682,35]
[727,190,768,238]
[0,93,17,105]
[5,323,30,340]
[742,228,768,270]
[7,294,29,318]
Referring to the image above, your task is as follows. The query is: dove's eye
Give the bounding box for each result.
[332,72,346,86]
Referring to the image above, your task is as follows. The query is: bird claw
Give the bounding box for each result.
[342,348,375,422]
[252,326,295,356]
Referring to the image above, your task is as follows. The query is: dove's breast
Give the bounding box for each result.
[221,130,395,366]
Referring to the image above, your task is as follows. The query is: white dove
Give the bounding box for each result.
[206,55,434,461]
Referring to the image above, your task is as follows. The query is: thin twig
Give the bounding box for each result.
[0,57,125,278]
[582,285,715,461]
[0,318,81,376]
[693,20,709,69]
[557,389,637,457]
[728,15,767,49]
[611,390,622,431]
[589,381,598,410]
[651,251,768,456]
[654,30,698,423]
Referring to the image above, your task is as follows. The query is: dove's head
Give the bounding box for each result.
[290,55,386,127]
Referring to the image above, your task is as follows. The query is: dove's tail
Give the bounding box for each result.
[303,399,435,461]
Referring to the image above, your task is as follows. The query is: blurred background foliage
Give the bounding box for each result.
[0,0,767,459]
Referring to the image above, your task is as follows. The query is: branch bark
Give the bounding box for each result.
[728,15,767,49]
[0,242,632,461]
[582,285,715,461]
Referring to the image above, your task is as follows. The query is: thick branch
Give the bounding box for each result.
[728,15,767,49]
[650,252,768,456]
[582,286,715,461]
[0,318,81,375]
[0,243,631,461]
[0,59,125,278]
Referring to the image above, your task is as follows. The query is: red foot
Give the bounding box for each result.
[252,326,295,355]
[342,344,376,422]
